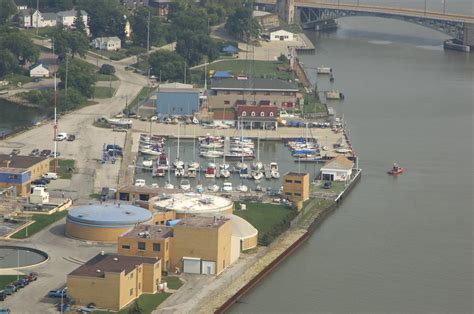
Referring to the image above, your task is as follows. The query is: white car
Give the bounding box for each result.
[43,172,58,180]
[56,133,68,141]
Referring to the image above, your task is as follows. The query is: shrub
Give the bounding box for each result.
[99,64,115,75]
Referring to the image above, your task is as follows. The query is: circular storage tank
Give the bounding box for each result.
[66,204,152,242]
[151,193,234,217]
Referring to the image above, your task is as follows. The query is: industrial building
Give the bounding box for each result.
[150,193,234,217]
[65,204,153,242]
[283,172,310,204]
[320,155,354,181]
[156,87,200,116]
[67,253,161,311]
[0,154,50,196]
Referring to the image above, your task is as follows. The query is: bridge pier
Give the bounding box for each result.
[463,23,474,47]
[277,0,295,24]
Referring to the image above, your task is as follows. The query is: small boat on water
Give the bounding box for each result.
[201,150,224,158]
[237,183,248,193]
[251,170,264,181]
[187,167,197,178]
[180,179,191,191]
[270,162,278,172]
[157,153,169,170]
[140,148,161,156]
[239,167,250,179]
[222,182,233,192]
[205,166,216,178]
[173,159,184,168]
[175,167,185,177]
[164,182,174,189]
[388,163,405,176]
[189,161,200,169]
[220,169,231,178]
[317,66,332,74]
[208,184,220,192]
[336,148,352,154]
[326,90,343,100]
[135,179,145,187]
[151,183,159,188]
[271,170,280,179]
[236,162,248,170]
[153,167,166,177]
[142,159,153,168]
[252,161,263,170]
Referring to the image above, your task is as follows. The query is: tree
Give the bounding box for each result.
[72,10,86,34]
[58,58,96,98]
[78,0,126,39]
[52,29,89,59]
[148,50,185,82]
[131,7,163,48]
[0,49,18,78]
[0,0,17,26]
[278,54,289,63]
[0,30,39,64]
[99,64,115,75]
[225,6,261,41]
[175,31,220,67]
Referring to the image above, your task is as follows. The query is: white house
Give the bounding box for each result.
[320,155,354,182]
[18,9,31,28]
[29,63,50,78]
[57,9,88,28]
[91,37,121,51]
[31,10,57,28]
[269,29,294,41]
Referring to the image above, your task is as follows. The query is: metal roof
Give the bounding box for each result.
[67,204,152,227]
[211,78,298,92]
[0,154,48,169]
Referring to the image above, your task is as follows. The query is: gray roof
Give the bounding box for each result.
[57,9,87,17]
[42,12,57,20]
[211,78,298,92]
[18,9,31,16]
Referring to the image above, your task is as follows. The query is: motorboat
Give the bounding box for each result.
[173,159,184,168]
[151,183,159,188]
[220,163,230,170]
[164,182,174,189]
[335,148,352,154]
[142,159,153,168]
[189,161,200,169]
[175,167,185,177]
[317,66,332,74]
[200,150,224,158]
[322,146,329,151]
[157,153,169,169]
[271,170,280,179]
[140,148,161,156]
[252,161,263,170]
[326,90,342,100]
[222,182,233,192]
[251,170,264,181]
[236,162,248,170]
[180,179,191,191]
[200,142,224,149]
[196,184,204,193]
[388,163,405,176]
[237,184,248,192]
[270,162,279,172]
[220,169,231,178]
[204,166,216,178]
[187,167,197,178]
[207,184,220,192]
[153,168,166,177]
[134,179,146,187]
[239,167,250,179]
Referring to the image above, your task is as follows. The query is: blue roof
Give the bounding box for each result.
[67,204,152,227]
[222,45,238,54]
[213,71,233,79]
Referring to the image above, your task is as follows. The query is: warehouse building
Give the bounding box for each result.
[67,253,161,311]
[156,87,200,116]
[320,155,354,182]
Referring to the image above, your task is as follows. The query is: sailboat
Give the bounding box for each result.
[190,127,199,169]
[173,123,184,168]
[164,147,174,189]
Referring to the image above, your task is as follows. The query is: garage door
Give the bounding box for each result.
[201,261,216,275]
[183,257,201,274]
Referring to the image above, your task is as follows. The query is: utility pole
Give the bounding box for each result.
[184,62,186,84]
[424,0,427,14]
[36,0,39,35]
[147,11,151,54]
[53,74,58,173]
[443,0,446,14]
[65,54,68,105]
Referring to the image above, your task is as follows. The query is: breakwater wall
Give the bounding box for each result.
[293,57,312,89]
[214,169,362,313]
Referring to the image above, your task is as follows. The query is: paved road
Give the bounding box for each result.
[0,39,148,203]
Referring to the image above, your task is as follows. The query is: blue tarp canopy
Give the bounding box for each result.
[213,70,233,79]
[222,45,239,54]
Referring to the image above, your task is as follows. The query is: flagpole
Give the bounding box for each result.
[54,74,58,173]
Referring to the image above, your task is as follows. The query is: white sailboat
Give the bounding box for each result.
[173,123,184,168]
[180,179,191,191]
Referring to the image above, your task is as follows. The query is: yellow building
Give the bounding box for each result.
[118,216,232,275]
[67,253,161,312]
[283,172,310,202]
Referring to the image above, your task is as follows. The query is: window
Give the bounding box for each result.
[153,243,161,252]
[138,242,146,250]
[138,283,141,289]
[166,242,168,251]
[285,192,292,196]
[269,112,274,117]
[295,193,301,196]
[295,180,302,184]
[260,112,265,117]
[285,180,293,183]
[241,111,246,116]
[251,111,256,117]
[130,288,133,296]
[121,245,130,250]
[130,272,134,279]
[224,100,230,105]
[265,92,270,95]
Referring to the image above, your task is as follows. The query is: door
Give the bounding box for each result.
[183,257,201,274]
[201,261,216,275]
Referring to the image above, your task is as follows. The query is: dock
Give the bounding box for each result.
[294,33,316,54]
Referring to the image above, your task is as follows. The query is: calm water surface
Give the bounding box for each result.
[231,12,473,314]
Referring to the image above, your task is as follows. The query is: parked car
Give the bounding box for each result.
[42,172,58,180]
[30,148,40,156]
[40,149,51,157]
[32,178,49,185]
[67,134,76,141]
[3,285,17,295]
[0,307,10,313]
[0,292,7,301]
[47,288,67,298]
[26,272,38,282]
[10,149,20,156]
[322,181,332,189]
[49,151,61,158]
[55,133,67,141]
[13,281,25,289]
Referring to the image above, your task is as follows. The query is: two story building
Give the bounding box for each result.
[91,37,122,51]
[208,78,298,110]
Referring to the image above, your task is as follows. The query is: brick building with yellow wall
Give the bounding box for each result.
[283,172,310,203]
[118,216,232,275]
[67,253,161,311]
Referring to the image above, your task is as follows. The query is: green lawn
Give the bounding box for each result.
[90,49,129,61]
[94,293,172,314]
[234,202,297,246]
[21,27,54,39]
[313,180,347,194]
[205,60,295,82]
[0,275,23,289]
[96,73,119,82]
[10,211,68,239]
[163,276,183,290]
[94,86,116,99]
[50,159,75,179]
[303,93,326,114]
[2,73,33,85]
[127,86,154,111]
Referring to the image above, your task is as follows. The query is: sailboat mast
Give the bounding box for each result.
[177,123,180,160]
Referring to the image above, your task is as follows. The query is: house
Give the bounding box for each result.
[269,28,294,41]
[221,45,239,55]
[18,9,32,28]
[118,216,232,275]
[91,37,122,51]
[156,87,200,116]
[31,10,57,28]
[320,155,354,181]
[56,9,88,29]
[29,63,49,77]
[208,78,298,110]
[0,154,50,196]
[67,253,161,312]
[236,103,278,130]
[283,172,310,204]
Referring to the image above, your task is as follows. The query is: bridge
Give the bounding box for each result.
[276,0,474,49]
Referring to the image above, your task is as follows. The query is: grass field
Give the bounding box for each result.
[313,180,347,194]
[163,276,183,290]
[93,293,172,314]
[234,202,297,246]
[96,73,119,82]
[303,93,326,114]
[206,60,295,82]
[0,275,22,289]
[90,49,129,61]
[50,159,75,179]
[21,27,54,39]
[2,73,33,85]
[127,86,154,111]
[10,211,68,239]
[94,86,116,99]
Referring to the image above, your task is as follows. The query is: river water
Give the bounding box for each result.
[231,7,473,314]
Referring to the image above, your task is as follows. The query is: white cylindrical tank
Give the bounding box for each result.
[163,282,168,291]
[158,283,164,291]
